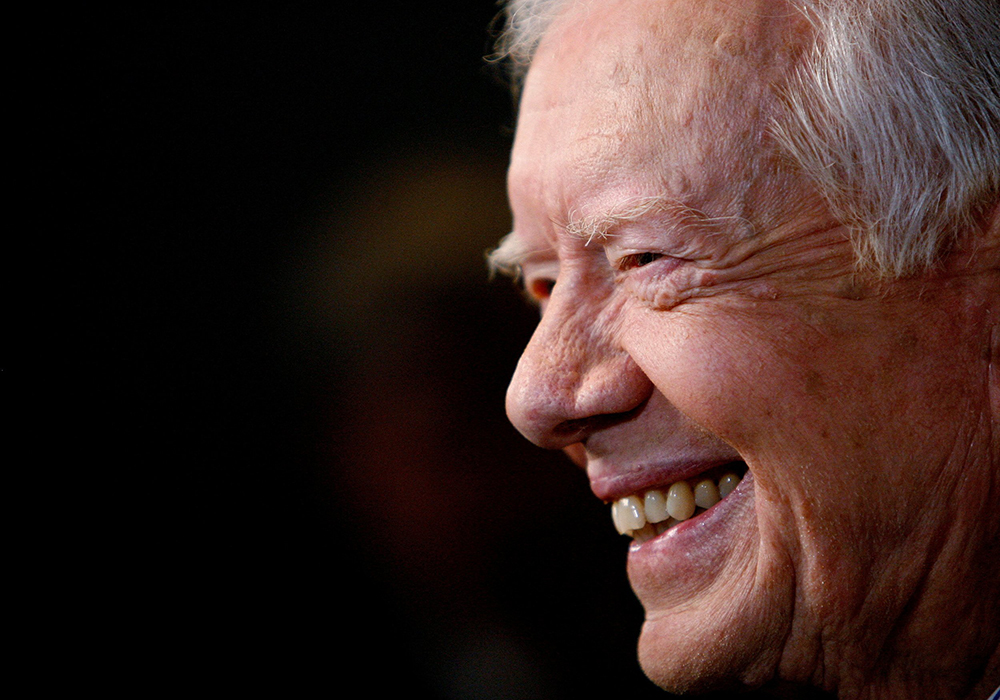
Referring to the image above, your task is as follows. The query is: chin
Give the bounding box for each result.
[628,474,796,694]
[636,593,791,694]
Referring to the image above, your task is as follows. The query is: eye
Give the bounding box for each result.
[527,276,556,303]
[520,259,560,307]
[615,252,664,272]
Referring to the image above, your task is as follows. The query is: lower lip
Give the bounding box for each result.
[626,470,757,605]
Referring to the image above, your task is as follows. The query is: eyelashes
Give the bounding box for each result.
[614,252,664,272]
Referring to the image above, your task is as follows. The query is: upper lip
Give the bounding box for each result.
[587,456,744,502]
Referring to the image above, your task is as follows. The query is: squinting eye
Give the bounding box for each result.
[616,252,663,272]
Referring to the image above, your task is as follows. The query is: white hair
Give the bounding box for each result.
[489,0,569,88]
[491,0,1000,277]
[777,0,1000,276]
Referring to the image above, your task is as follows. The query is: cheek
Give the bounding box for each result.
[624,301,947,534]
[622,307,805,448]
[622,305,872,518]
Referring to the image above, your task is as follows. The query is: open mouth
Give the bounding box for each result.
[610,461,749,543]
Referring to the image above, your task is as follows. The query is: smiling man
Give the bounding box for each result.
[489,0,1000,697]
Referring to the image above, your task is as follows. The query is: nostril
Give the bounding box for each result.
[553,407,645,440]
[553,418,592,441]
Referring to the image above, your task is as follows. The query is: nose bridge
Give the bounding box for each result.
[506,288,651,448]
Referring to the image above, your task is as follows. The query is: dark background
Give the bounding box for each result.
[66,2,670,697]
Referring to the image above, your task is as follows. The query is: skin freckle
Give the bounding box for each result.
[805,370,827,400]
[713,31,750,56]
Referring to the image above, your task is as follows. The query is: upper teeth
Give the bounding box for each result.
[610,470,744,542]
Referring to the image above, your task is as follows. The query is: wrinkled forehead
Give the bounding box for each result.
[523,0,805,101]
[508,0,811,233]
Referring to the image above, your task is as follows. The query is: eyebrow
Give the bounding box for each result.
[488,197,681,274]
[564,195,675,243]
[564,195,736,243]
[488,195,748,278]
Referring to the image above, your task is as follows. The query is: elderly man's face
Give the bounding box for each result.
[505,0,997,693]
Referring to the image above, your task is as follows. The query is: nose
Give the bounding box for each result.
[505,285,654,450]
